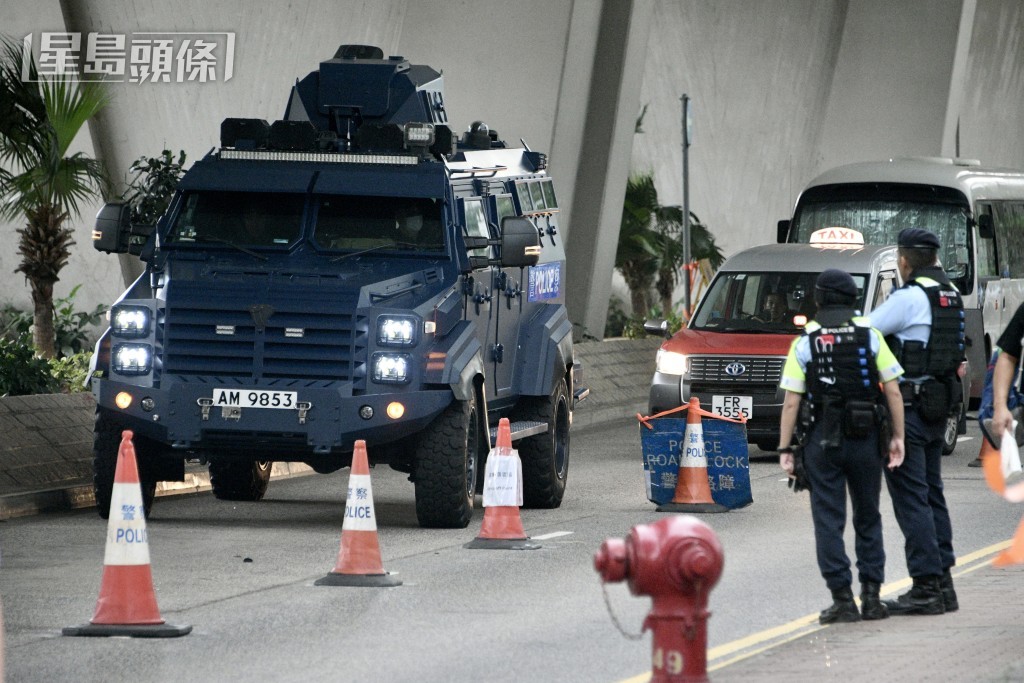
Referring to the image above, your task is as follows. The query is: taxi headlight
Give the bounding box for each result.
[111,306,150,337]
[377,316,418,347]
[372,353,411,384]
[656,349,688,376]
[113,343,152,375]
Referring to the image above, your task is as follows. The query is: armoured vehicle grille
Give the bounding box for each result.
[689,357,784,384]
[162,291,367,382]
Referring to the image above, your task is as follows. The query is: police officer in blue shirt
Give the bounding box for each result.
[778,269,905,624]
[868,227,966,615]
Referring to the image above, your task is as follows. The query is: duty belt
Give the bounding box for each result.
[899,381,923,404]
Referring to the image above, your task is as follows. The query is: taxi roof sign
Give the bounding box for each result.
[809,227,865,249]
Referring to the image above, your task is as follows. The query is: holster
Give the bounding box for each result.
[816,395,843,450]
[842,399,876,439]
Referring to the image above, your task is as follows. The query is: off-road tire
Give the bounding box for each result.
[414,396,480,529]
[93,409,158,519]
[209,459,273,501]
[514,378,570,508]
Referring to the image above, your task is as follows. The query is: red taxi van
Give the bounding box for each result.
[645,231,901,452]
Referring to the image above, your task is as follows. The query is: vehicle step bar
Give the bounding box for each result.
[489,420,547,446]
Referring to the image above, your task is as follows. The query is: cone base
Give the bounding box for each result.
[656,502,730,513]
[62,622,192,638]
[315,571,403,587]
[464,537,541,550]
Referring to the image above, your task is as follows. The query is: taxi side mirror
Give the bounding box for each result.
[776,219,791,243]
[643,318,671,338]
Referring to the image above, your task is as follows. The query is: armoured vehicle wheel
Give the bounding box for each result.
[93,409,158,519]
[941,412,959,455]
[414,395,480,528]
[514,378,570,508]
[209,459,272,501]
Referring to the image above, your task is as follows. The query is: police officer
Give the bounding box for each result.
[868,227,965,615]
[778,269,905,624]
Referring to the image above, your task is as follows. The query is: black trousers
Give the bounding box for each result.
[884,408,954,577]
[804,425,885,590]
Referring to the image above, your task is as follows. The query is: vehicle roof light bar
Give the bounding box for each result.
[220,149,418,165]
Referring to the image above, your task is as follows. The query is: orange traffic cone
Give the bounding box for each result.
[316,440,402,586]
[656,398,729,513]
[465,418,540,550]
[980,432,1006,496]
[63,430,191,637]
[993,517,1024,567]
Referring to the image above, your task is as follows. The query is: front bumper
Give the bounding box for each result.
[647,371,783,441]
[94,377,454,456]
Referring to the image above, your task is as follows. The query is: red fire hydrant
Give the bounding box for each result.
[594,515,724,683]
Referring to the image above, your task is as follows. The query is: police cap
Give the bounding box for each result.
[897,227,940,250]
[815,268,857,297]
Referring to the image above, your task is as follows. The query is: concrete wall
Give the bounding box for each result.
[3,0,1024,339]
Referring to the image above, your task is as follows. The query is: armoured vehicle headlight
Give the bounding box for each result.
[377,316,418,347]
[113,343,152,375]
[405,122,435,145]
[111,306,150,337]
[656,349,688,376]
[372,353,411,384]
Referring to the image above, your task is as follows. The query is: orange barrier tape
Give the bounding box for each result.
[637,403,747,430]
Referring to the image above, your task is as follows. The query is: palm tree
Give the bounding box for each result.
[616,172,724,318]
[0,36,108,358]
[653,209,724,315]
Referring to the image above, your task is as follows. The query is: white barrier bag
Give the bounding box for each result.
[1000,421,1023,480]
[482,446,524,507]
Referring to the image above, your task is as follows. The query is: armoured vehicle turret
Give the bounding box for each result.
[91,45,587,528]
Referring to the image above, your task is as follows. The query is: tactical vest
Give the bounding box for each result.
[897,271,965,379]
[806,317,881,406]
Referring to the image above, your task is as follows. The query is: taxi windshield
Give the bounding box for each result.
[691,270,868,333]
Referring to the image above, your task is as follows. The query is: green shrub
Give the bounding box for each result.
[0,338,57,396]
[0,285,106,358]
[49,351,93,393]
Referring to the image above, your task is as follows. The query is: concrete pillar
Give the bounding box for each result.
[563,0,653,340]
[817,0,966,164]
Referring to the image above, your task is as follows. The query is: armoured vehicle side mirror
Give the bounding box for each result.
[499,216,541,268]
[977,214,994,239]
[776,219,791,243]
[93,202,132,254]
[93,201,155,258]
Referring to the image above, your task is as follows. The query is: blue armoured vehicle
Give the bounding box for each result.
[91,45,586,528]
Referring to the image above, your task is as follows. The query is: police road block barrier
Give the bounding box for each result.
[465,418,540,550]
[638,398,752,512]
[317,440,402,587]
[63,430,191,638]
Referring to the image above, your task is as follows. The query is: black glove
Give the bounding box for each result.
[788,444,810,493]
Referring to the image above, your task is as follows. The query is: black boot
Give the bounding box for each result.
[939,569,959,612]
[820,586,861,624]
[884,576,946,616]
[860,581,888,620]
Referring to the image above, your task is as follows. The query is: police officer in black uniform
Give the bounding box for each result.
[868,227,966,615]
[778,269,905,623]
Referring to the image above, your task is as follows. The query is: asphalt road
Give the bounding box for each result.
[1,414,1017,682]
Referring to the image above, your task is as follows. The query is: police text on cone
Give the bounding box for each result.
[317,440,401,586]
[63,430,191,637]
